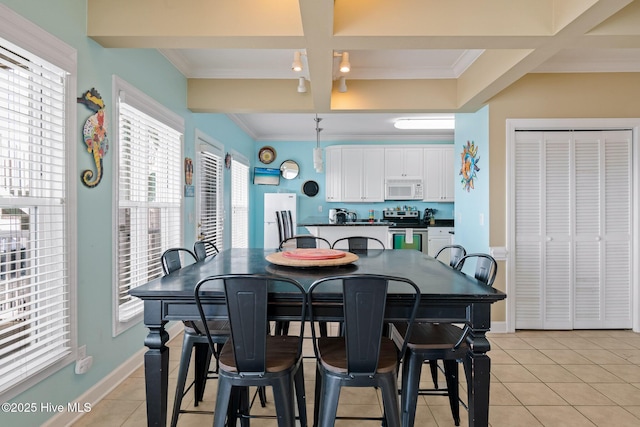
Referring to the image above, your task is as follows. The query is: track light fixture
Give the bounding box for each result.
[338,76,347,93]
[292,51,303,72]
[334,51,350,73]
[297,77,307,93]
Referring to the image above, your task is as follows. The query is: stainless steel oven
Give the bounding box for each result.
[388,228,429,254]
[383,209,429,254]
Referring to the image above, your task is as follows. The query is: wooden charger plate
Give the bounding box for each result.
[266,249,358,267]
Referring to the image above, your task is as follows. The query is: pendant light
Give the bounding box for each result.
[313,115,323,173]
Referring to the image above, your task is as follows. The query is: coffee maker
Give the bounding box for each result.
[329,208,349,223]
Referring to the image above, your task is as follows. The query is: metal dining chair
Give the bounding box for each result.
[391,253,498,427]
[454,253,498,286]
[276,210,295,244]
[331,236,386,252]
[194,274,308,427]
[434,244,467,268]
[160,247,231,427]
[308,274,421,427]
[278,235,331,250]
[193,239,219,261]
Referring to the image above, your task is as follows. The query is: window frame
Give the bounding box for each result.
[194,130,224,251]
[0,4,78,401]
[111,75,185,336]
[231,153,249,248]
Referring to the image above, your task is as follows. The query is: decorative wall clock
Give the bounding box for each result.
[258,146,276,164]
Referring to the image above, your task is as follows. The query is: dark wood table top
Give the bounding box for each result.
[131,248,505,304]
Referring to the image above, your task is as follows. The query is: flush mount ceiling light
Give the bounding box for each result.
[297,77,307,93]
[334,51,350,73]
[292,51,304,72]
[337,76,347,93]
[394,118,455,130]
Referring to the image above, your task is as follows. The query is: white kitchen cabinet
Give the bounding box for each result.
[341,147,385,202]
[423,145,455,202]
[427,227,454,262]
[513,130,632,330]
[325,146,342,201]
[384,147,424,179]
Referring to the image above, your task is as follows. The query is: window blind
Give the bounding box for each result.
[231,157,249,248]
[116,99,182,324]
[197,147,223,251]
[0,39,71,395]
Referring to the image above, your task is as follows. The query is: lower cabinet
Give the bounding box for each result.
[427,227,454,262]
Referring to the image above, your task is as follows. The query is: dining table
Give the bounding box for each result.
[130,248,506,427]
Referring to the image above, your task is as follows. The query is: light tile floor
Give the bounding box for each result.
[71,329,640,427]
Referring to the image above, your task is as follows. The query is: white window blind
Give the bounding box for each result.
[0,37,72,396]
[197,145,223,250]
[231,157,249,248]
[115,84,183,329]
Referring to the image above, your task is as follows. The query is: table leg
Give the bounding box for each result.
[463,329,491,427]
[143,301,170,427]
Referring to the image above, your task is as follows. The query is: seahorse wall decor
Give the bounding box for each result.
[77,88,108,188]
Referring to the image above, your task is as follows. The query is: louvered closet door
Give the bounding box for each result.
[514,129,632,329]
[514,131,544,328]
[543,132,573,329]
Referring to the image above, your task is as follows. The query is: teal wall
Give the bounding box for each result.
[0,1,254,425]
[250,140,455,248]
[454,106,490,255]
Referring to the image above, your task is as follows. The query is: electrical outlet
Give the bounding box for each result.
[318,205,323,213]
[77,345,86,360]
[75,356,93,375]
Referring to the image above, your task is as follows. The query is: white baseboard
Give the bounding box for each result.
[489,321,507,333]
[43,322,183,427]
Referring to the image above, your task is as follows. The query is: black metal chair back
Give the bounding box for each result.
[161,247,197,275]
[435,244,467,268]
[308,274,420,376]
[195,274,306,374]
[193,240,219,261]
[454,253,497,286]
[331,236,385,253]
[279,235,331,250]
[276,210,295,244]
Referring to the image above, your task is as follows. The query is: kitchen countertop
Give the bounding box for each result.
[298,216,395,227]
[299,217,455,228]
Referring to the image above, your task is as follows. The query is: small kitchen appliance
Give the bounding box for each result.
[328,208,337,223]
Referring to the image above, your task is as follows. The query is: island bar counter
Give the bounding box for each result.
[130,248,506,427]
[297,216,393,248]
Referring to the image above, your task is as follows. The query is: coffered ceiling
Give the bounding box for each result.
[87,0,640,141]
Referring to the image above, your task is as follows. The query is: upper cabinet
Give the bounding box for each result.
[423,145,455,202]
[325,146,342,201]
[341,147,385,202]
[384,147,424,179]
[325,144,454,203]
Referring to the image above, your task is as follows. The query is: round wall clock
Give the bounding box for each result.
[258,146,276,164]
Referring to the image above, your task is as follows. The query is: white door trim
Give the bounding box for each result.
[506,118,640,333]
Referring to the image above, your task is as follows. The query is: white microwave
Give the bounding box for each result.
[385,178,424,200]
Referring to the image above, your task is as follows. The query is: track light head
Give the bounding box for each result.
[297,77,307,93]
[292,51,303,72]
[339,52,350,73]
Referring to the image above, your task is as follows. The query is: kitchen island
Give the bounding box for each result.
[298,216,394,249]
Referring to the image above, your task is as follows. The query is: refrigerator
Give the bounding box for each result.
[264,193,297,248]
